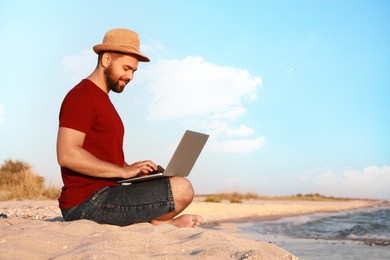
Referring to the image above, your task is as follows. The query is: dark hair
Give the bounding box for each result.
[98,51,137,63]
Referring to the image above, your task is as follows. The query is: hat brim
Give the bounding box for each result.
[93,44,150,62]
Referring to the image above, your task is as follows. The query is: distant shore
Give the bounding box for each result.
[0,199,383,259]
[182,198,382,224]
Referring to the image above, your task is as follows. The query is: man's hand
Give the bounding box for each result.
[122,160,158,178]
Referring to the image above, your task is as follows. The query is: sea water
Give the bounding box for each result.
[234,206,390,260]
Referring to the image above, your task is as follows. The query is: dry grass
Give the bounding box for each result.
[0,159,60,201]
[199,192,356,203]
[204,192,260,203]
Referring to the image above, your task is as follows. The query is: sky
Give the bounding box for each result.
[1,1,389,199]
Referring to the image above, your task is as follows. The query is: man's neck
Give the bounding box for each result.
[87,70,109,94]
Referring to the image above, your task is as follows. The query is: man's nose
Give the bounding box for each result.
[127,71,134,81]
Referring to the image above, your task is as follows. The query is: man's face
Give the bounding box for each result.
[104,54,139,93]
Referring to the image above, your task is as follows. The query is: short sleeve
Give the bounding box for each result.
[59,86,96,134]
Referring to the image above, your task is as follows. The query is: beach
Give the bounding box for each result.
[0,199,377,259]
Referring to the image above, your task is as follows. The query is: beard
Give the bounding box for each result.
[104,65,129,93]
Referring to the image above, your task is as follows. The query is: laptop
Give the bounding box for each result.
[117,130,209,185]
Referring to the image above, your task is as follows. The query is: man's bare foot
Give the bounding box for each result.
[151,214,204,228]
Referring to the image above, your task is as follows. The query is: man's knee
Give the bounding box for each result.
[170,177,194,203]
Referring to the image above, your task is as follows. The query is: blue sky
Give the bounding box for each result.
[1,1,389,199]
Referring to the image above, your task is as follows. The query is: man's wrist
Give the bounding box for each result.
[118,168,127,179]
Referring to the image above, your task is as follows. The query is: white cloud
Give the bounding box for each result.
[208,137,266,154]
[0,104,5,125]
[138,56,260,120]
[198,121,254,139]
[314,170,339,187]
[226,124,254,137]
[211,106,247,121]
[314,165,390,199]
[62,49,96,84]
[135,55,264,154]
[141,39,167,55]
[201,122,264,153]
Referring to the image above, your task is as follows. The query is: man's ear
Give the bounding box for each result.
[101,52,111,68]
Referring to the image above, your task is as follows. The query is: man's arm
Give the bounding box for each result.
[57,127,156,179]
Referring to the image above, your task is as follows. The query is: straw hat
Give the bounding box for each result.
[93,28,150,62]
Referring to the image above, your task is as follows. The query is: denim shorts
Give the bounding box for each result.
[61,178,175,226]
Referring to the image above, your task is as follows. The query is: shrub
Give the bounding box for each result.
[229,198,242,203]
[0,159,60,200]
[205,196,221,203]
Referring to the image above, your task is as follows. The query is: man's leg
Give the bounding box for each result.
[151,176,204,228]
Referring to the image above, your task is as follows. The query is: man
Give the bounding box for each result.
[57,28,203,228]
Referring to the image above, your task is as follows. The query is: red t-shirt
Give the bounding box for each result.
[58,79,124,209]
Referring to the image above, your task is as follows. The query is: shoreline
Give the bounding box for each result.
[181,199,383,224]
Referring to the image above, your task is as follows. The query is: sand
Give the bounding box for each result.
[0,199,376,259]
[182,199,376,223]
